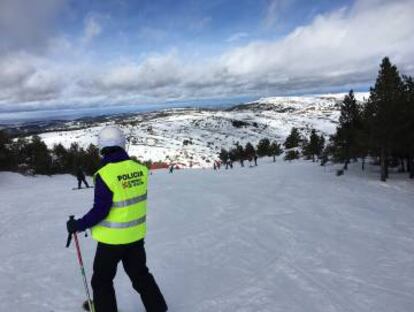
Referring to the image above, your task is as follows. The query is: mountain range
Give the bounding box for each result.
[5,92,369,168]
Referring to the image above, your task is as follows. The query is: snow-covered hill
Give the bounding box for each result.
[1,159,413,312]
[21,93,369,167]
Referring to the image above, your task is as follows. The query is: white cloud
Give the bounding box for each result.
[220,0,414,87]
[1,0,414,114]
[0,54,35,89]
[0,0,66,53]
[0,53,67,106]
[81,15,103,45]
[264,0,295,29]
[226,32,249,43]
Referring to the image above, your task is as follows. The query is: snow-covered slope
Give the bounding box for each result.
[29,93,368,167]
[1,159,413,312]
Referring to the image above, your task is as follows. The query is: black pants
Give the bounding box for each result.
[91,240,168,312]
[78,178,89,188]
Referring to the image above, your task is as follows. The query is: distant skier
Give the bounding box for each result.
[67,126,168,312]
[76,167,90,189]
[213,160,221,170]
[169,164,174,174]
[254,155,258,166]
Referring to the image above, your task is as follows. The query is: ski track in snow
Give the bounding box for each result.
[1,159,414,312]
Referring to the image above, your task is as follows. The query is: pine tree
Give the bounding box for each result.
[402,76,414,178]
[269,141,282,162]
[256,138,271,157]
[284,127,301,149]
[219,148,229,164]
[284,150,299,161]
[67,142,83,173]
[301,137,309,158]
[302,129,321,162]
[10,137,29,168]
[84,144,100,175]
[52,143,69,173]
[28,135,52,174]
[331,90,362,169]
[356,100,372,171]
[365,57,404,181]
[317,135,325,158]
[244,142,256,160]
[0,130,14,171]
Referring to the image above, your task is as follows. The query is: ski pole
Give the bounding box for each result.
[67,216,95,312]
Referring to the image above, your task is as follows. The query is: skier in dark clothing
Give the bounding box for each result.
[77,167,90,189]
[67,126,168,312]
[254,155,258,166]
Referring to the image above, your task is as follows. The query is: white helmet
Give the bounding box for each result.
[98,126,126,150]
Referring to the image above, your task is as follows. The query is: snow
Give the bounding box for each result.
[254,92,370,105]
[1,159,414,312]
[35,93,357,168]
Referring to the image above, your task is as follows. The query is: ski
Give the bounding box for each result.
[72,186,94,191]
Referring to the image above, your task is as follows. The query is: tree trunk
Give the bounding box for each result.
[273,155,276,162]
[380,147,387,182]
[400,157,406,173]
[385,157,389,179]
[409,155,414,179]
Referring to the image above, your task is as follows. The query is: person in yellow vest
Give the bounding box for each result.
[66,126,168,312]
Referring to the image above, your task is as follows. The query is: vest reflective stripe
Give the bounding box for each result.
[100,216,146,229]
[112,193,148,208]
[91,160,148,245]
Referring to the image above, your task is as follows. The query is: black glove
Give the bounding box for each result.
[66,218,79,234]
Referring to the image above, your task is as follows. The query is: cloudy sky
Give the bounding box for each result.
[1,0,414,120]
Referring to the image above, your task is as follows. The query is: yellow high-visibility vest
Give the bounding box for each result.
[91,160,148,245]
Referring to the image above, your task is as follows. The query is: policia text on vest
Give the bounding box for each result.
[117,170,145,189]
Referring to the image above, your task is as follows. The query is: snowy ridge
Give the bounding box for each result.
[251,92,369,107]
[1,159,414,311]
[34,93,368,167]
